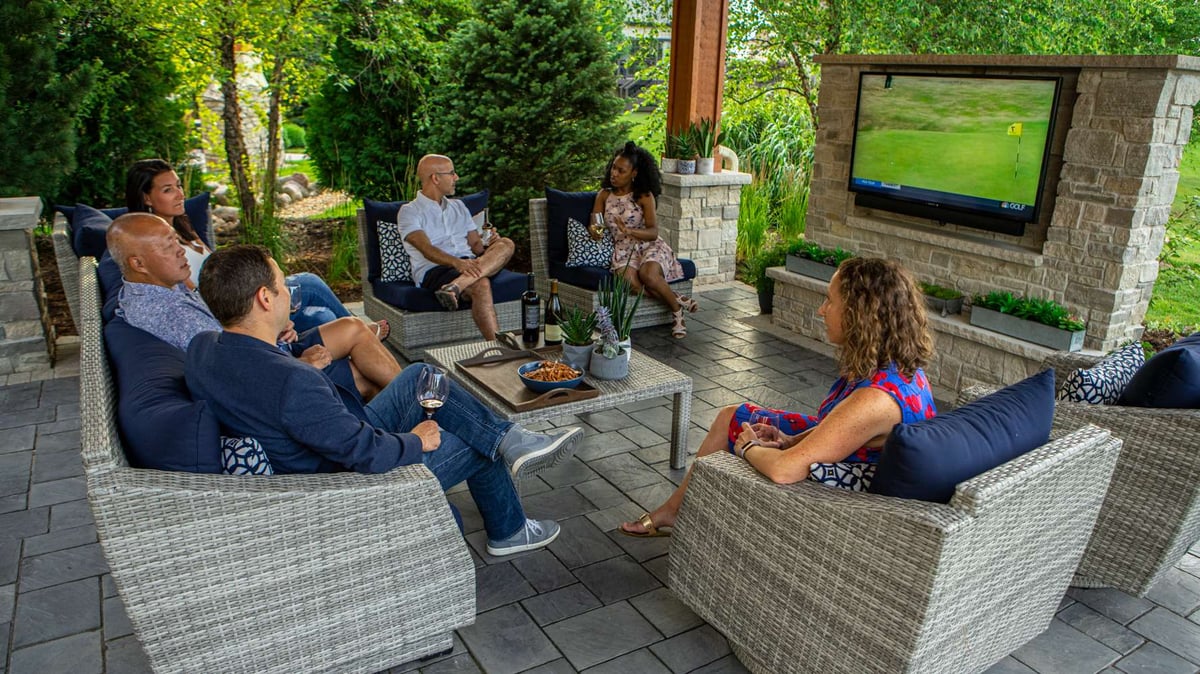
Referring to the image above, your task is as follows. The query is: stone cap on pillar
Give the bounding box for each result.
[661,171,752,188]
[0,197,44,230]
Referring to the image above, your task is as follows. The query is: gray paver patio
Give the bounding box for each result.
[3,284,1200,673]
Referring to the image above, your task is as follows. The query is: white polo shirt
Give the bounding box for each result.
[397,191,479,285]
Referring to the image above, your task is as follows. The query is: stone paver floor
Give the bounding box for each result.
[3,284,1200,673]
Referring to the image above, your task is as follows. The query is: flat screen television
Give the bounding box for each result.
[848,73,1061,237]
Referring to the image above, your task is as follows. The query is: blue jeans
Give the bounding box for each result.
[288,272,352,334]
[363,365,525,541]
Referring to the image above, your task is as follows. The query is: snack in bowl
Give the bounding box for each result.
[518,360,585,393]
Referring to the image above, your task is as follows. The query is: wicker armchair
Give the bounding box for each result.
[78,257,476,673]
[355,209,522,361]
[1040,352,1200,596]
[669,420,1121,674]
[529,198,694,330]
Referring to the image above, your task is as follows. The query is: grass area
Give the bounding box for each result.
[1148,141,1200,332]
[281,156,315,177]
[316,198,362,220]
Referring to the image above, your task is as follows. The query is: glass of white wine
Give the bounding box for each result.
[416,365,449,419]
[589,212,606,240]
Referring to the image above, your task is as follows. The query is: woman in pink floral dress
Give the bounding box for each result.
[591,142,698,338]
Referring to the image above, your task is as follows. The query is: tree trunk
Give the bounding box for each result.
[262,55,286,225]
[218,32,260,238]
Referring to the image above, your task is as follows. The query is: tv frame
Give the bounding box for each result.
[847,72,1062,238]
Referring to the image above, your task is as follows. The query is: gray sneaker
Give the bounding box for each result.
[486,518,560,557]
[497,426,583,478]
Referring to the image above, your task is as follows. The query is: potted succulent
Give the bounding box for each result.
[741,242,788,314]
[690,118,718,175]
[660,132,681,174]
[920,282,965,316]
[785,240,854,282]
[673,130,696,175]
[969,291,1086,351]
[590,306,629,380]
[559,305,598,371]
[595,271,642,365]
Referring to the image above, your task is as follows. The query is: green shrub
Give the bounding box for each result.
[282,123,307,150]
[775,162,811,244]
[919,282,963,300]
[740,241,787,294]
[972,291,1085,332]
[736,178,771,260]
[328,216,360,283]
[787,240,854,267]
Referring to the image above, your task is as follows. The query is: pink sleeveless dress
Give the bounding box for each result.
[604,192,684,282]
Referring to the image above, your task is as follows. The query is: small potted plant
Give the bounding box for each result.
[920,282,965,316]
[970,291,1086,351]
[785,240,854,282]
[675,128,697,175]
[660,133,680,174]
[590,306,629,380]
[690,118,718,175]
[741,242,787,314]
[596,271,642,359]
[559,305,598,371]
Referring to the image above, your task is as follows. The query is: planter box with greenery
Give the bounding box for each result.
[741,243,787,314]
[920,282,965,316]
[969,292,1086,351]
[785,241,854,282]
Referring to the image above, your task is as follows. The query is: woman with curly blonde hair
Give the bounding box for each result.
[621,257,937,537]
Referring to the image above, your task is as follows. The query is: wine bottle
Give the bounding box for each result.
[522,272,540,346]
[544,279,563,345]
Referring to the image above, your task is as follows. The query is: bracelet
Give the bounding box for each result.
[737,440,760,459]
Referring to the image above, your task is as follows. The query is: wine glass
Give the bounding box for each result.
[589,212,606,239]
[416,365,449,420]
[287,283,302,314]
[749,410,776,443]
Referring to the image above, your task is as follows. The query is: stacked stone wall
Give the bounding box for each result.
[658,172,751,285]
[0,199,53,374]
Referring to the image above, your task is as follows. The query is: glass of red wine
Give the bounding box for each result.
[416,365,449,420]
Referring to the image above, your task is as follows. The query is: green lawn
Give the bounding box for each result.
[1148,141,1200,331]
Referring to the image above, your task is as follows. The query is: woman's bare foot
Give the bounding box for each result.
[619,506,677,537]
[370,319,390,342]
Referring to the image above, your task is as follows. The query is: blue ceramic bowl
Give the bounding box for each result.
[517,361,585,394]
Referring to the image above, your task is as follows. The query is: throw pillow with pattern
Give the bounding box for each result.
[376,220,414,283]
[808,462,876,491]
[221,436,274,475]
[565,216,614,268]
[1058,343,1145,404]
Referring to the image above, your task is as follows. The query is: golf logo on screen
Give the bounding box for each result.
[1000,202,1027,212]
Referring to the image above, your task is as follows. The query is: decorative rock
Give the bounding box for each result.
[280,181,306,202]
[287,172,310,189]
[213,206,240,222]
[275,192,292,207]
[211,184,230,206]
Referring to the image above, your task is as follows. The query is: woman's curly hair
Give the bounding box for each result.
[833,257,934,381]
[601,141,662,200]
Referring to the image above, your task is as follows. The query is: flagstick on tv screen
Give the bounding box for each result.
[848,73,1061,236]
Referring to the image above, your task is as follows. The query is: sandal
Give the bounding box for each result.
[371,319,390,342]
[677,294,699,313]
[619,512,672,538]
[671,309,687,339]
[434,283,461,311]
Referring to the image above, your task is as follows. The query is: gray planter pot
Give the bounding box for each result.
[660,157,679,173]
[785,254,837,282]
[969,306,1085,351]
[561,342,593,372]
[590,347,630,380]
[924,294,964,316]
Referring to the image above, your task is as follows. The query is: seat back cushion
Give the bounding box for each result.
[1058,342,1145,404]
[57,192,212,253]
[870,368,1055,503]
[72,204,115,258]
[364,190,488,282]
[1117,331,1200,408]
[96,251,124,312]
[372,268,525,313]
[104,316,222,473]
[545,188,597,266]
[550,257,697,292]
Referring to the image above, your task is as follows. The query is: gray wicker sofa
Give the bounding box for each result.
[77,256,475,673]
[670,406,1121,674]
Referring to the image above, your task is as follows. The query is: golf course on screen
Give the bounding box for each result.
[852,75,1056,205]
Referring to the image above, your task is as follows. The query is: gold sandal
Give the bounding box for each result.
[619,512,672,538]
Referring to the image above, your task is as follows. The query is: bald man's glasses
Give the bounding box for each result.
[434,170,458,176]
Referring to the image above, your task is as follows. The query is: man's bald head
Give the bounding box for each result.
[416,154,452,184]
[416,154,459,201]
[106,213,191,287]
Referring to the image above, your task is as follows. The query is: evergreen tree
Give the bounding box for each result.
[427,0,625,246]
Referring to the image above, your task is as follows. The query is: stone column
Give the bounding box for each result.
[0,197,54,374]
[658,171,751,285]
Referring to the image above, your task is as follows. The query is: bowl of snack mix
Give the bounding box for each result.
[517,360,585,393]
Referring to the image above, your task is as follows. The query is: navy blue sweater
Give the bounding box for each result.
[185,331,423,473]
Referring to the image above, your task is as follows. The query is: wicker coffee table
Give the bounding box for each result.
[425,340,694,469]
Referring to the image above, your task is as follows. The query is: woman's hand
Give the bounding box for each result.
[752,423,788,449]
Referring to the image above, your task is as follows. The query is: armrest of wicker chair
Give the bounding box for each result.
[53,213,81,330]
[670,425,1120,674]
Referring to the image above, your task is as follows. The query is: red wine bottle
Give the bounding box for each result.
[522,273,540,346]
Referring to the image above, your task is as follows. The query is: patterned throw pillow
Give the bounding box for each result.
[808,462,876,491]
[376,220,414,283]
[1058,343,1145,404]
[221,436,274,475]
[565,217,614,268]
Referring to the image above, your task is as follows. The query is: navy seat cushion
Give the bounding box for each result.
[72,204,115,259]
[56,192,213,254]
[363,190,488,283]
[55,203,125,227]
[548,258,696,291]
[372,268,525,312]
[104,316,222,473]
[1118,331,1200,408]
[870,369,1055,503]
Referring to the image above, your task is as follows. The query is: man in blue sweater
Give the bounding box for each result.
[185,245,583,556]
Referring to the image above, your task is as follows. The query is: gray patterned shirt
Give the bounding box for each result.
[116,281,222,352]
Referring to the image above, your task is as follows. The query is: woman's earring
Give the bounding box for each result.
[147,204,154,214]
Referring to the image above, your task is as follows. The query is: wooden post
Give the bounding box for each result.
[666,0,730,141]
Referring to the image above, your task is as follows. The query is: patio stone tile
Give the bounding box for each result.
[0,407,53,432]
[511,550,576,593]
[651,463,688,486]
[12,577,100,647]
[30,445,83,482]
[649,624,730,673]
[588,454,662,492]
[627,406,677,436]
[1057,602,1146,654]
[8,630,102,674]
[1130,608,1200,664]
[1012,619,1120,673]
[447,491,484,535]
[685,362,735,379]
[22,524,97,557]
[522,658,578,673]
[1178,553,1200,580]
[0,452,32,498]
[982,657,1037,673]
[1068,587,1157,625]
[1146,568,1200,616]
[458,603,560,674]
[33,429,81,456]
[687,373,720,392]
[538,458,599,488]
[714,357,759,373]
[632,443,671,466]
[0,425,34,454]
[616,397,672,414]
[576,409,637,433]
[694,387,745,408]
[617,425,667,449]
[582,648,670,673]
[0,507,48,541]
[521,486,596,522]
[606,528,672,563]
[28,476,85,509]
[625,481,677,515]
[392,634,468,673]
[755,354,812,374]
[101,574,117,598]
[543,601,661,671]
[574,479,627,510]
[629,587,704,638]
[521,583,602,626]
[35,417,82,436]
[584,502,643,534]
[102,594,134,640]
[0,582,14,623]
[475,563,536,613]
[1060,595,1076,611]
[740,385,804,411]
[0,383,42,411]
[546,516,623,569]
[1114,642,1199,673]
[40,378,79,405]
[419,653,481,673]
[0,533,23,585]
[575,431,638,462]
[0,493,27,515]
[49,499,93,531]
[0,619,8,670]
[691,653,751,673]
[18,542,109,592]
[55,403,80,421]
[574,555,661,604]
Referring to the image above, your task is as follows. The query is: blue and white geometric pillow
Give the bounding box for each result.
[221,436,274,475]
[1058,343,1145,405]
[808,462,876,491]
[376,220,414,283]
[565,216,614,268]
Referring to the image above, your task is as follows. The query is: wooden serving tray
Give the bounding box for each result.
[454,345,599,412]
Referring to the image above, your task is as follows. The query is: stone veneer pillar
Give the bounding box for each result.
[0,197,54,374]
[657,171,751,284]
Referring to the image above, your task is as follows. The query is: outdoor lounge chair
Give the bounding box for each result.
[669,411,1121,674]
[77,257,475,673]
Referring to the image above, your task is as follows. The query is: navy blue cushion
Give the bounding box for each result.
[104,316,222,473]
[57,192,213,252]
[72,204,113,259]
[363,190,488,283]
[545,188,596,266]
[870,369,1055,503]
[96,251,123,318]
[548,258,697,291]
[1118,332,1200,408]
[371,268,525,312]
[55,203,125,227]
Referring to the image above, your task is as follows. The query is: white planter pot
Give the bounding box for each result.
[696,158,715,175]
[660,157,679,173]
